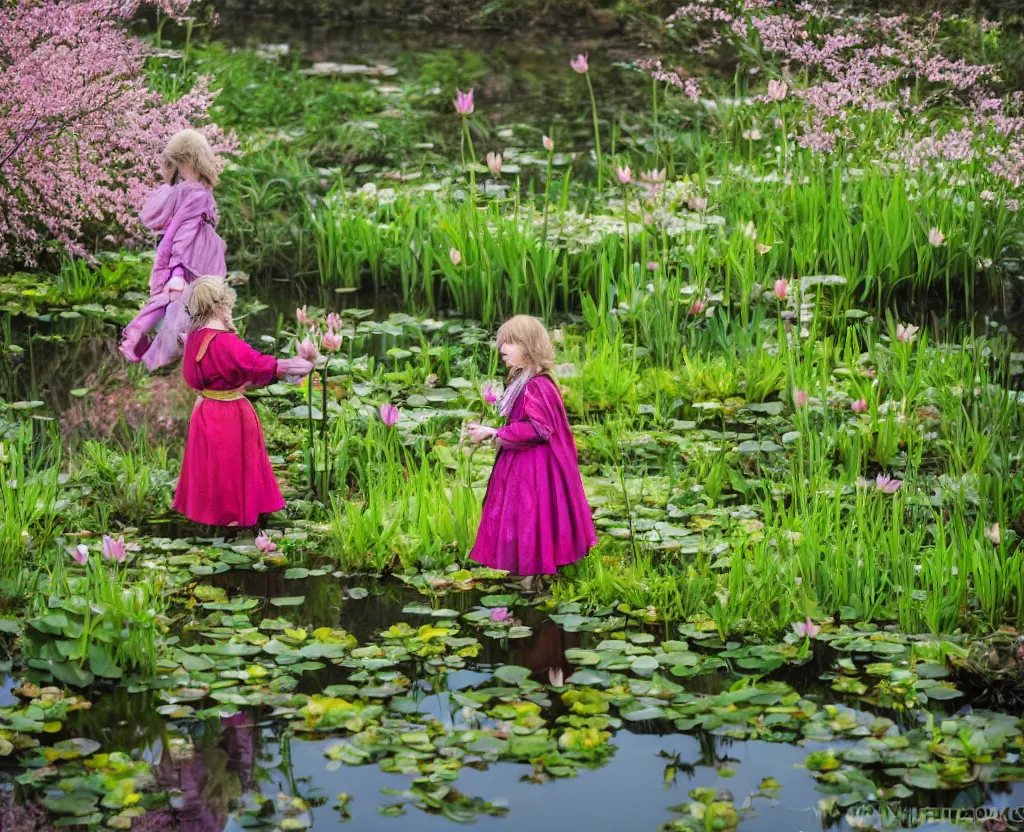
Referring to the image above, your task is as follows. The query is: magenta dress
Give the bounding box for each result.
[470,375,597,576]
[173,329,285,528]
[123,181,227,371]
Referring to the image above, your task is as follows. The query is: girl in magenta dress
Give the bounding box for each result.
[467,315,597,588]
[120,129,227,371]
[173,277,313,529]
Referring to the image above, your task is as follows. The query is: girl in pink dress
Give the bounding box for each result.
[120,129,227,371]
[173,277,313,529]
[467,316,597,590]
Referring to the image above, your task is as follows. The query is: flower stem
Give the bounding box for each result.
[306,373,315,494]
[462,117,477,203]
[541,148,554,242]
[585,72,603,195]
[320,363,329,497]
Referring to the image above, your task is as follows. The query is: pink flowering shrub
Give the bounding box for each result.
[0,0,235,265]
[664,0,1024,189]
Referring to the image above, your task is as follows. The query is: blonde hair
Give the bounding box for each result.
[496,315,556,379]
[163,129,220,189]
[186,276,236,332]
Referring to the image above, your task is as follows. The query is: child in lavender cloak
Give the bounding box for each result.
[467,315,597,592]
[119,129,227,371]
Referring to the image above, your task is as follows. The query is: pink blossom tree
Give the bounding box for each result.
[662,0,1024,188]
[0,0,234,265]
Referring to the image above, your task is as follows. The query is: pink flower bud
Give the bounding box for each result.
[481,382,501,405]
[453,88,474,115]
[851,398,868,414]
[298,338,319,363]
[570,53,589,74]
[379,403,400,426]
[543,135,554,152]
[68,544,89,565]
[449,247,462,266]
[767,79,788,101]
[773,279,788,300]
[255,534,277,553]
[101,534,127,563]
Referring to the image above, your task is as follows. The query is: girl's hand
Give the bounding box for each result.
[467,423,497,444]
[276,357,314,380]
[165,275,186,300]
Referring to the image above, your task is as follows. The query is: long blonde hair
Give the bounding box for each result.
[496,315,556,381]
[163,129,220,189]
[186,276,236,332]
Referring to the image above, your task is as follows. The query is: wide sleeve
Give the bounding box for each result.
[140,184,177,232]
[496,378,558,450]
[208,334,279,389]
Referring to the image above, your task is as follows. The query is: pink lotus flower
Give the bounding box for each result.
[543,135,554,152]
[896,323,919,343]
[793,389,808,408]
[687,196,707,212]
[68,544,89,565]
[792,616,820,638]
[379,403,400,426]
[570,53,589,74]
[255,534,277,553]
[481,382,501,405]
[490,607,510,622]
[453,88,474,115]
[298,338,320,363]
[296,306,313,326]
[326,312,343,331]
[616,166,632,185]
[646,261,659,271]
[875,473,903,493]
[640,168,666,184]
[486,152,503,176]
[773,279,788,300]
[449,247,462,266]
[767,79,788,101]
[985,523,1001,545]
[928,227,945,246]
[851,398,868,414]
[101,534,127,563]
[322,332,343,352]
[548,667,564,686]
[688,299,706,316]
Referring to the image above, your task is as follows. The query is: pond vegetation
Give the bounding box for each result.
[3,0,1024,829]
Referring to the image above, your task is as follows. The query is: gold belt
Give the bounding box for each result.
[200,388,246,401]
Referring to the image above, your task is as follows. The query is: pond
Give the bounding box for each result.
[7,564,1024,832]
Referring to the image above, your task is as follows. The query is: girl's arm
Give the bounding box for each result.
[212,334,280,389]
[495,379,558,450]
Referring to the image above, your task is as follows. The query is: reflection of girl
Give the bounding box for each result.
[511,619,579,686]
[141,714,259,832]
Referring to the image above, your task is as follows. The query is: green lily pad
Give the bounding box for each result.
[269,596,306,607]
